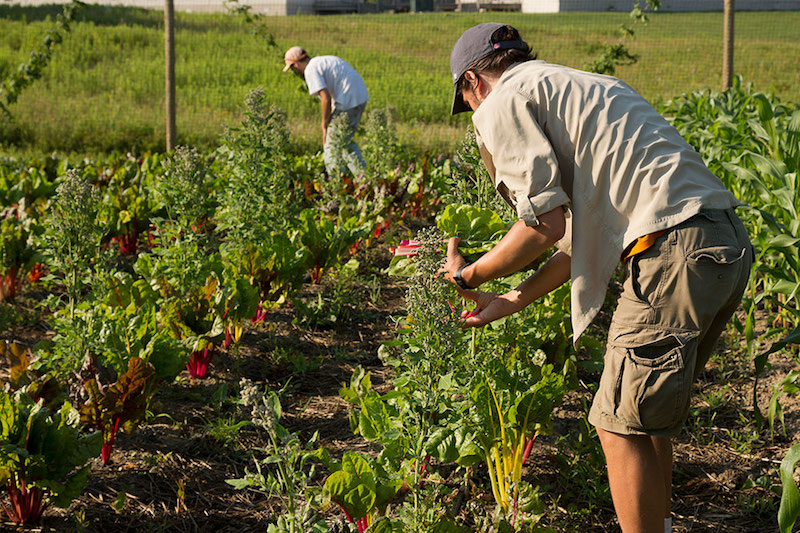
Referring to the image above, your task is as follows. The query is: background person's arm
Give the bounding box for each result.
[319,88,332,144]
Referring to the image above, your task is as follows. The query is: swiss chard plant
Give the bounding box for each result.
[79,356,156,464]
[466,359,566,525]
[134,231,223,341]
[296,209,369,284]
[321,451,403,533]
[0,204,40,302]
[98,153,162,256]
[0,390,101,525]
[1,342,64,411]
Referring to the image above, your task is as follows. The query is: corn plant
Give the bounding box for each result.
[664,78,800,425]
[664,80,800,533]
[778,442,800,533]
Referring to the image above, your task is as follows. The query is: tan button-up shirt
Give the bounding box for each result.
[472,60,739,343]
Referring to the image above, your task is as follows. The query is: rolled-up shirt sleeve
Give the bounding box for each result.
[473,89,570,227]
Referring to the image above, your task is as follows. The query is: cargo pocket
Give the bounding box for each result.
[686,245,747,266]
[611,328,699,432]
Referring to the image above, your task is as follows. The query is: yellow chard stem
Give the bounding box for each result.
[503,436,514,481]
[488,382,508,467]
[486,453,502,509]
[513,430,525,483]
[493,445,508,512]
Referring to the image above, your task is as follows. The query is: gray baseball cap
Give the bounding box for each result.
[449,23,528,115]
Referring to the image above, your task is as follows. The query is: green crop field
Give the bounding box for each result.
[2,7,800,531]
[1,6,799,155]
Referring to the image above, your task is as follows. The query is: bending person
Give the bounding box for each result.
[442,23,753,533]
[283,46,369,176]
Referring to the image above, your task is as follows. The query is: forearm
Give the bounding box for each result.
[506,250,571,309]
[321,103,332,130]
[319,89,332,140]
[462,207,565,288]
[457,250,571,328]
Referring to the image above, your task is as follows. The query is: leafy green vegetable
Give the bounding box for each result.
[0,391,101,525]
[79,356,155,464]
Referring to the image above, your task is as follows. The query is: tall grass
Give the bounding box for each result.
[1,6,798,155]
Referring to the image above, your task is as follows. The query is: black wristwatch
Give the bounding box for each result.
[453,263,473,290]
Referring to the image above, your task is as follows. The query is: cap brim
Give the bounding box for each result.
[451,85,471,115]
[282,62,292,72]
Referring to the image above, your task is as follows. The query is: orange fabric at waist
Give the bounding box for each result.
[622,230,668,262]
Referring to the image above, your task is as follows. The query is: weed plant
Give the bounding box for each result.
[228,379,328,533]
[39,170,103,317]
[443,130,514,224]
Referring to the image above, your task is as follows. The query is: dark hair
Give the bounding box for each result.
[456,25,536,94]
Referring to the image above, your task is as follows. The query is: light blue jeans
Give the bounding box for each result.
[323,102,366,176]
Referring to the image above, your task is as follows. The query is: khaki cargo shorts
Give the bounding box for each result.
[588,208,753,437]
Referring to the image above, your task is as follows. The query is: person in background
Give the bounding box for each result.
[442,22,753,533]
[283,46,369,176]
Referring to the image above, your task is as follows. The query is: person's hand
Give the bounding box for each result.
[458,289,521,328]
[440,236,467,286]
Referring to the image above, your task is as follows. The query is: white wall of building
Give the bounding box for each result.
[521,0,800,13]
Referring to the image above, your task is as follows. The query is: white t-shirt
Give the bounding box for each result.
[304,56,369,111]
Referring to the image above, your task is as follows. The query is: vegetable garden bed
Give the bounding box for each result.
[1,80,800,532]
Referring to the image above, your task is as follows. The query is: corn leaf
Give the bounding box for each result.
[778,443,800,533]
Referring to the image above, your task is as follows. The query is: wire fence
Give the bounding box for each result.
[1,1,799,152]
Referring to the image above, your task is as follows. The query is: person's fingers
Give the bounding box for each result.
[446,236,462,259]
[462,312,486,328]
[458,289,481,302]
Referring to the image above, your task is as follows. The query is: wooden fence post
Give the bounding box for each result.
[165,0,176,151]
[722,0,734,90]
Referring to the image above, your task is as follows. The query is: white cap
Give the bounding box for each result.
[283,46,308,71]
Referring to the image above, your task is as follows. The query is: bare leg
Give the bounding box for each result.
[651,436,673,520]
[597,428,667,533]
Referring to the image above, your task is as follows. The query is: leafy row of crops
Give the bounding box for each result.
[1,78,800,531]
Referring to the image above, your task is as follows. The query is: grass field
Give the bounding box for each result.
[1,6,799,155]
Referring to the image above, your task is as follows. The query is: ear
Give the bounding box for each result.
[464,70,479,88]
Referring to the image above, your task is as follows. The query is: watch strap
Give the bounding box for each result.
[453,263,473,290]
